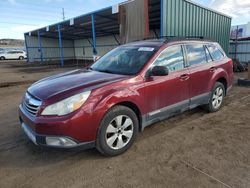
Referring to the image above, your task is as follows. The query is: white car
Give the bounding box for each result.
[0,50,27,60]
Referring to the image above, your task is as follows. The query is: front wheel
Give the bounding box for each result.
[96,105,139,156]
[204,82,225,112]
[0,56,5,60]
[19,56,24,60]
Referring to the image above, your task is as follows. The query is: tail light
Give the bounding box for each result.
[228,59,233,69]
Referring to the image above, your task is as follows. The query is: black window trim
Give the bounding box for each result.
[204,45,213,63]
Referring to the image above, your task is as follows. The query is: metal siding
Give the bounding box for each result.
[25,36,74,62]
[229,41,250,63]
[74,35,119,59]
[162,0,231,53]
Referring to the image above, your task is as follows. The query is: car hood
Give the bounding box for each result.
[28,69,128,101]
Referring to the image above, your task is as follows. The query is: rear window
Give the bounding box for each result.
[185,44,207,66]
[206,44,224,61]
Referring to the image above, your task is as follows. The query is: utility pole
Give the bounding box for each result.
[62,8,65,21]
[235,25,238,60]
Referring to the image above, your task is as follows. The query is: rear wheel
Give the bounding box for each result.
[204,82,225,112]
[19,56,24,60]
[0,56,5,60]
[96,105,139,156]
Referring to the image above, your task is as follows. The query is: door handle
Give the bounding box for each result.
[210,67,216,72]
[180,74,189,81]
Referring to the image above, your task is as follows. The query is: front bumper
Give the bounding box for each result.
[19,104,97,149]
[20,121,95,149]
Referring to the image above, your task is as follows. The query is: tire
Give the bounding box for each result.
[0,56,5,60]
[238,78,250,87]
[204,82,225,113]
[96,105,139,156]
[19,56,24,60]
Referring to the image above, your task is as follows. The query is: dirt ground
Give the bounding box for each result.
[0,61,249,188]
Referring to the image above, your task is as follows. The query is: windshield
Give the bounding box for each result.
[90,46,156,75]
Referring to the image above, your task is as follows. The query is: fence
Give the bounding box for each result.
[26,44,119,67]
[229,40,250,65]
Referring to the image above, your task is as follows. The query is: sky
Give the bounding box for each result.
[0,0,249,39]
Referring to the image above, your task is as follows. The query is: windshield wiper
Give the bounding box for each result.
[90,68,120,74]
[98,69,115,74]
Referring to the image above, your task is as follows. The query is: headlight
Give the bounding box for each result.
[41,91,91,116]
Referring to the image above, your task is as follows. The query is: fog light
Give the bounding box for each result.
[46,137,77,147]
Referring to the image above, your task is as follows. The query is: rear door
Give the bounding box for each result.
[144,44,190,121]
[184,43,213,107]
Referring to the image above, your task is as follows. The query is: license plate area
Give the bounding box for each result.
[21,122,37,145]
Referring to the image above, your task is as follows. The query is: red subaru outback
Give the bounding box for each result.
[19,38,233,156]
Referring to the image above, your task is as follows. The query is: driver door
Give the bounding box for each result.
[143,44,190,122]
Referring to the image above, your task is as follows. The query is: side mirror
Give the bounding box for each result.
[149,66,169,77]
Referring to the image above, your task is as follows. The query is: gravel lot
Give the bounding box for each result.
[0,61,249,188]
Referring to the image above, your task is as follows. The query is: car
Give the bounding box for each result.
[0,49,26,60]
[19,38,234,156]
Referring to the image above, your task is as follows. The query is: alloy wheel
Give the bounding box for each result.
[105,115,134,150]
[212,87,224,109]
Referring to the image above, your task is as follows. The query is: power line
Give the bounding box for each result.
[0,13,61,22]
[0,8,64,16]
[0,7,83,21]
[12,0,86,13]
[0,21,40,26]
[0,2,85,15]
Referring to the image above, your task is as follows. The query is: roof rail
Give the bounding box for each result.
[130,35,213,43]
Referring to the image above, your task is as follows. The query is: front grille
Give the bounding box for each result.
[22,93,42,116]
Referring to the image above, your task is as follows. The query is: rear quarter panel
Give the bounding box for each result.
[208,57,233,92]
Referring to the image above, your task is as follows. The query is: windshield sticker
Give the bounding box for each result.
[138,47,154,52]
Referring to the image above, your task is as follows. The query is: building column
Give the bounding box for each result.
[57,24,64,66]
[160,0,164,38]
[24,33,30,62]
[37,30,44,62]
[91,14,97,58]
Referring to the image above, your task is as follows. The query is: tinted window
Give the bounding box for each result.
[91,46,156,75]
[153,45,184,72]
[186,44,207,66]
[207,44,224,61]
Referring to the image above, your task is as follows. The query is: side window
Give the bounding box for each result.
[185,44,207,66]
[204,46,213,62]
[154,45,184,72]
[207,44,224,61]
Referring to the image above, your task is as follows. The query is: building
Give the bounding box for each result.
[229,22,250,63]
[24,0,232,66]
[230,22,250,40]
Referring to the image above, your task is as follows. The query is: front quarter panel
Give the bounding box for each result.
[90,76,145,126]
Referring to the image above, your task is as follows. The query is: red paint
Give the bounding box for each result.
[19,40,234,143]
